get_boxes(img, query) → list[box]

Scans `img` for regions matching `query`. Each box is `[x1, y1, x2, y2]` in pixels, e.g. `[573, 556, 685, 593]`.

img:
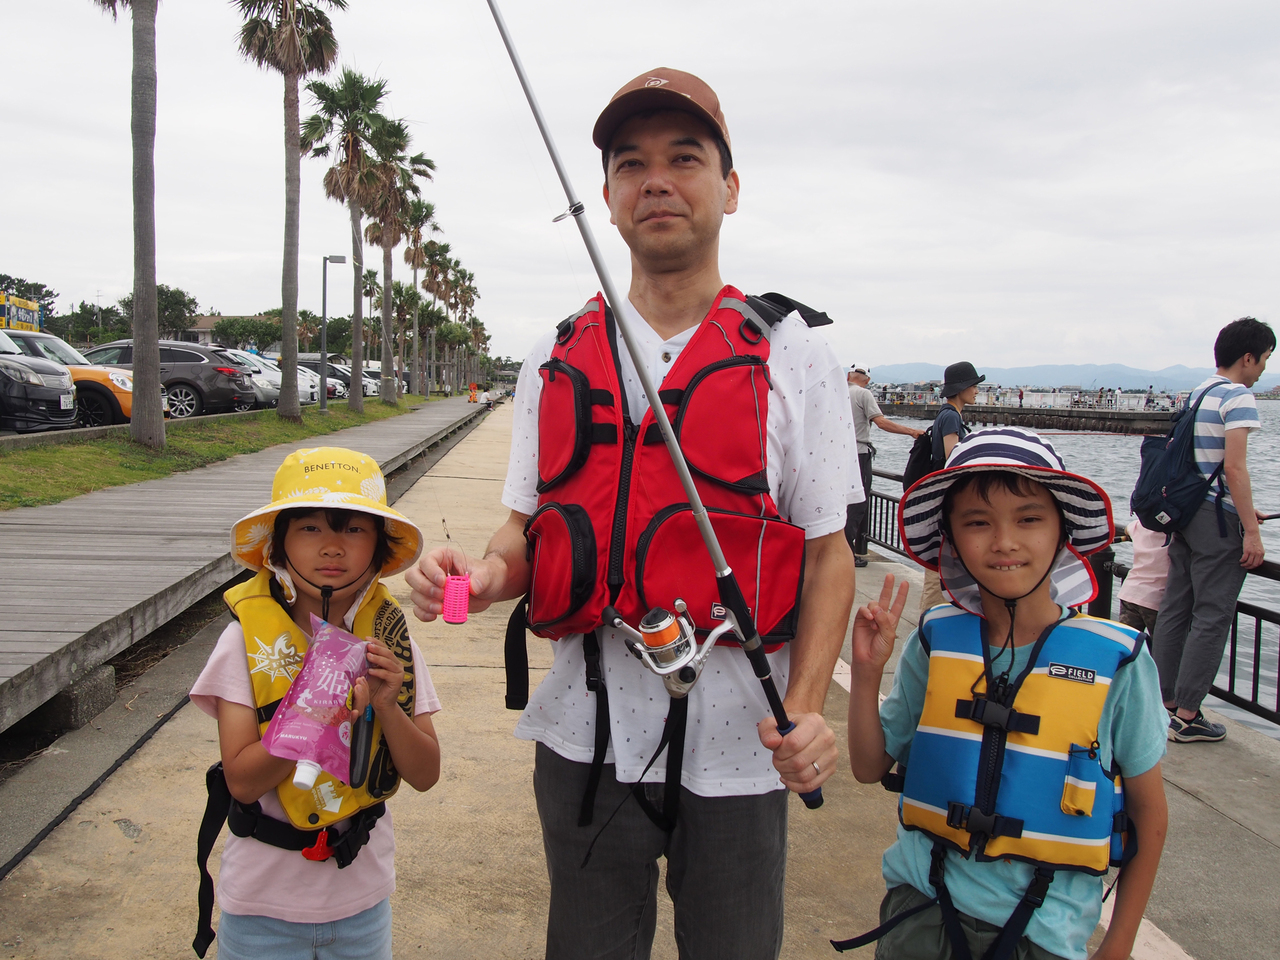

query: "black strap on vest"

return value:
[954, 697, 1041, 735]
[193, 762, 385, 958]
[578, 627, 611, 826]
[629, 695, 689, 832]
[831, 843, 1055, 959]
[505, 597, 531, 710]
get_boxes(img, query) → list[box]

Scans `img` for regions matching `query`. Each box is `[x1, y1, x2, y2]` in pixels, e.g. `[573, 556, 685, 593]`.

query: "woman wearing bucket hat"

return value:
[188, 447, 441, 960]
[916, 361, 986, 613]
[838, 427, 1168, 960]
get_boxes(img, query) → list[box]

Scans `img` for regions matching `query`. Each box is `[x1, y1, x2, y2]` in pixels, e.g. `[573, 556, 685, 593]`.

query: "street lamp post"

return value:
[320, 254, 346, 413]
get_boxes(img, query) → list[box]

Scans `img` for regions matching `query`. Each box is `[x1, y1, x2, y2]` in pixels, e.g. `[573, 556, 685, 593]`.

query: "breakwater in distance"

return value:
[879, 402, 1171, 435]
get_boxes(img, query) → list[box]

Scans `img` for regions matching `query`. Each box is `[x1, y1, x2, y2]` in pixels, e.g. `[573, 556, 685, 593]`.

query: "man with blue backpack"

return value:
[1148, 317, 1273, 743]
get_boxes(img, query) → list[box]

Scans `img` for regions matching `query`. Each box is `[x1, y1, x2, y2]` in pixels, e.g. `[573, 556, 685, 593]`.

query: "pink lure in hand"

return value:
[442, 575, 470, 624]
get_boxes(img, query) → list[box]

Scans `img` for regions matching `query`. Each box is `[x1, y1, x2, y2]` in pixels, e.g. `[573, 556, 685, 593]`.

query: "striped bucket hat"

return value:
[898, 427, 1113, 613]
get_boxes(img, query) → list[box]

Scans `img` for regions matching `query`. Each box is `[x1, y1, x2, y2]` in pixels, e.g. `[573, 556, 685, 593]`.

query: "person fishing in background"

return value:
[407, 67, 853, 960]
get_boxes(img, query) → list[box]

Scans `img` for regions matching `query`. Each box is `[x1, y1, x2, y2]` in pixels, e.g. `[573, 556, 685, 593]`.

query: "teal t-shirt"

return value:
[878, 609, 1168, 960]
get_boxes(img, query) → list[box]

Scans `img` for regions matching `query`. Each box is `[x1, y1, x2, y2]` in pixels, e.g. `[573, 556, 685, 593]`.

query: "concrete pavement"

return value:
[0, 401, 1276, 958]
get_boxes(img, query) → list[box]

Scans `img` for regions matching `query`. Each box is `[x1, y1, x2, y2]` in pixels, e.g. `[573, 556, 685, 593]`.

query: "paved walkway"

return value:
[0, 402, 1276, 958]
[0, 398, 482, 733]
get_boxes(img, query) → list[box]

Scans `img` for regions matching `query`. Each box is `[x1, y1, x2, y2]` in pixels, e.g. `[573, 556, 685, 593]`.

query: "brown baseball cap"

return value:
[592, 68, 731, 152]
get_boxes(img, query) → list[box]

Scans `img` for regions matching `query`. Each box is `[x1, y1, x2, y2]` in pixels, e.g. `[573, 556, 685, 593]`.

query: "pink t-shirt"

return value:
[190, 618, 440, 923]
[1116, 520, 1171, 611]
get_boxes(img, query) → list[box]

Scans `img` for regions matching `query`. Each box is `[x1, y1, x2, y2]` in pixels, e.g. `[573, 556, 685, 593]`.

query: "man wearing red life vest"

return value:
[407, 68, 855, 960]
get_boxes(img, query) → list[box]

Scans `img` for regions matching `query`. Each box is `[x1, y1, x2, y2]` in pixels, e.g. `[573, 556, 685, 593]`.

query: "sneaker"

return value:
[854, 555, 869, 568]
[1168, 711, 1227, 743]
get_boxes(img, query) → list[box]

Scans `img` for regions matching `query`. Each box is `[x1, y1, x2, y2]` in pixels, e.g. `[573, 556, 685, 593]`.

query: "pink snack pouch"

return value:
[261, 614, 369, 789]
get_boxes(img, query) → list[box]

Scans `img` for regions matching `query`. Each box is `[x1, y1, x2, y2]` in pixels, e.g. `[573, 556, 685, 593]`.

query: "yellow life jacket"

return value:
[224, 569, 415, 830]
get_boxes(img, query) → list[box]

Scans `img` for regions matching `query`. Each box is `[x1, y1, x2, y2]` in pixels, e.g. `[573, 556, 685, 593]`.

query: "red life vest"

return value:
[524, 285, 807, 643]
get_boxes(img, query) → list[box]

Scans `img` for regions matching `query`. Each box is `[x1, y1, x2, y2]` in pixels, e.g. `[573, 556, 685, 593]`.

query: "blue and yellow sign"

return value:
[0, 294, 42, 332]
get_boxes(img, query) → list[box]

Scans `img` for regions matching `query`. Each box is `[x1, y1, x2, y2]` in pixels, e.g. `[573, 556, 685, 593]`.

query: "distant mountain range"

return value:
[868, 363, 1280, 393]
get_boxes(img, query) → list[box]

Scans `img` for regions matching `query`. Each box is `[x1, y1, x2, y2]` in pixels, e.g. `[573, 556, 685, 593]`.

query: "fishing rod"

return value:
[483, 0, 822, 809]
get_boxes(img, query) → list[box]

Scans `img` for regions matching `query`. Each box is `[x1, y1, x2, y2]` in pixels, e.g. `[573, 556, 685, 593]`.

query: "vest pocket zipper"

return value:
[525, 502, 598, 631]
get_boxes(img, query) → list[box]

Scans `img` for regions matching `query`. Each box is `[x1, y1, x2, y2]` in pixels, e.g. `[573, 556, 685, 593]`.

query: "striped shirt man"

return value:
[1188, 375, 1261, 513]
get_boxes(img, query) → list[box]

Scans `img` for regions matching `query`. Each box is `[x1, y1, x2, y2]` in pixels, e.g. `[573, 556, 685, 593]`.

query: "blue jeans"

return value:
[533, 742, 788, 960]
[216, 898, 392, 960]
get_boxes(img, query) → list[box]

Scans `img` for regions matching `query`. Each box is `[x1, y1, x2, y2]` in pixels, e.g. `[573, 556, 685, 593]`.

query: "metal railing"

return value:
[867, 468, 1279, 725]
[866, 469, 909, 558]
[1090, 548, 1280, 726]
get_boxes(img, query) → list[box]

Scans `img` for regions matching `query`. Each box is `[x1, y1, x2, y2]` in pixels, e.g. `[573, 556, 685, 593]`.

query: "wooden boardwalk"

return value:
[0, 398, 484, 733]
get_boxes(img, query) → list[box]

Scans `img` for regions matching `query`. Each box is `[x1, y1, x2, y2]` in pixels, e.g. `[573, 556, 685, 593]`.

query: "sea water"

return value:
[867, 398, 1280, 738]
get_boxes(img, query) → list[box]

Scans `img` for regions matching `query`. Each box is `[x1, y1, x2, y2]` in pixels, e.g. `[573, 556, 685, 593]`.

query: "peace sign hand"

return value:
[850, 574, 911, 673]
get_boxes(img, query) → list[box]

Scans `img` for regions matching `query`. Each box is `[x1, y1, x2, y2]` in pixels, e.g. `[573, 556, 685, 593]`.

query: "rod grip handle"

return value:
[776, 719, 824, 809]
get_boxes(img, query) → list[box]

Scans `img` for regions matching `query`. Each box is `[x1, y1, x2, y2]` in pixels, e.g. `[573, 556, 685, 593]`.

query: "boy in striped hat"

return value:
[840, 427, 1168, 960]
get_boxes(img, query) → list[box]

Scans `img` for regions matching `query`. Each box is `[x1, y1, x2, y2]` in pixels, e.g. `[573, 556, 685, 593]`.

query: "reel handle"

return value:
[776, 718, 824, 809]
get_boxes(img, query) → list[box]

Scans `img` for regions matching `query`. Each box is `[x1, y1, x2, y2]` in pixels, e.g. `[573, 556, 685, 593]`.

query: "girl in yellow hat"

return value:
[189, 447, 440, 960]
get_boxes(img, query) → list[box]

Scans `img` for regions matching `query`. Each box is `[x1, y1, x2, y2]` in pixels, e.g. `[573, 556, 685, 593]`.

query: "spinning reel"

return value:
[602, 601, 737, 698]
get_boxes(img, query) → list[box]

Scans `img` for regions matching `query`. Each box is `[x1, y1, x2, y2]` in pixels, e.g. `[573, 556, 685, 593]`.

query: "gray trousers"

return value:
[844, 451, 875, 555]
[533, 742, 788, 960]
[1151, 499, 1247, 713]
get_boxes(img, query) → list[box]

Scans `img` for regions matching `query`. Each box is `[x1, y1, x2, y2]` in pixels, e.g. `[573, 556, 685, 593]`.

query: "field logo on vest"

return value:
[248, 632, 303, 682]
[1048, 662, 1096, 685]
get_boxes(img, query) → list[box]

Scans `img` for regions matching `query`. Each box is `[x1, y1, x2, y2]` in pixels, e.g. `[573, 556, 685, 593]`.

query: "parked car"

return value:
[2, 328, 167, 426]
[334, 363, 380, 397]
[236, 352, 320, 406]
[296, 358, 351, 398]
[0, 329, 77, 432]
[82, 339, 256, 419]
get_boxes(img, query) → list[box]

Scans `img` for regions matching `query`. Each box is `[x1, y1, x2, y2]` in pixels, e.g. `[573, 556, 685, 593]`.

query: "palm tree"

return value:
[402, 198, 440, 395]
[420, 240, 450, 392]
[92, 0, 164, 449]
[302, 67, 390, 413]
[234, 0, 344, 422]
[363, 119, 435, 404]
[362, 267, 381, 345]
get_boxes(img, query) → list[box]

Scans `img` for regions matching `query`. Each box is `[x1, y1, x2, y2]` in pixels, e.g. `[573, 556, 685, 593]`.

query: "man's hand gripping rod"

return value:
[484, 0, 821, 809]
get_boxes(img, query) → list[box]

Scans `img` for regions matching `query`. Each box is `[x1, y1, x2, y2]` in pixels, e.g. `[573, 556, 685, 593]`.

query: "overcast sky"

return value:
[4, 1, 1278, 369]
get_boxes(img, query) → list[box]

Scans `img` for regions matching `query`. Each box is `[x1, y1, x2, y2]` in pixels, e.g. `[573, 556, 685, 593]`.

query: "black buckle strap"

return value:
[946, 801, 1024, 840]
[930, 843, 975, 960]
[194, 762, 233, 957]
[578, 628, 610, 826]
[956, 697, 1041, 735]
[630, 695, 689, 833]
[978, 868, 1055, 960]
[589, 388, 614, 407]
[881, 765, 906, 793]
[504, 597, 530, 710]
[256, 698, 282, 725]
[590, 423, 618, 444]
[830, 892, 939, 952]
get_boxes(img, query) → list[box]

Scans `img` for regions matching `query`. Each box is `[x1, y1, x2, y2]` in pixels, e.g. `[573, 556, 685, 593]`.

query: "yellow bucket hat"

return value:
[231, 446, 424, 577]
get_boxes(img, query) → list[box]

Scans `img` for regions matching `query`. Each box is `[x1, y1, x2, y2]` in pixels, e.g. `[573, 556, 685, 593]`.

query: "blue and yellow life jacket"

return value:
[899, 603, 1141, 875]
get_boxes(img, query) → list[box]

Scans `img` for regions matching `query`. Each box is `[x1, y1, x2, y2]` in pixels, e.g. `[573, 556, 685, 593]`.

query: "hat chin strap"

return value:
[283, 552, 377, 625]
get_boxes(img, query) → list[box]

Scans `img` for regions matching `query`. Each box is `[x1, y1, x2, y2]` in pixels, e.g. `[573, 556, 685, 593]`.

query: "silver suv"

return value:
[83, 339, 255, 418]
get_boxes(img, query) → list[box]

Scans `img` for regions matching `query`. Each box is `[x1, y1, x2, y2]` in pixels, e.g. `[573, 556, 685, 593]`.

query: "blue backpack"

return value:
[1130, 385, 1224, 533]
